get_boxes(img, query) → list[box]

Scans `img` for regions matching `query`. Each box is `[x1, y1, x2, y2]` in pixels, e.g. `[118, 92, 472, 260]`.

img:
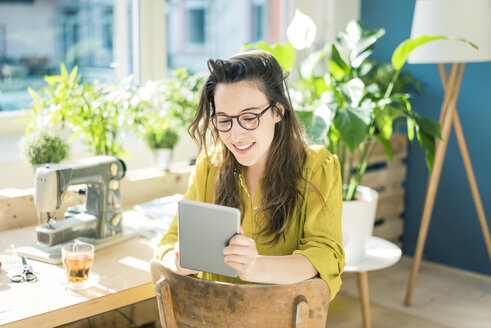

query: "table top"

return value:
[344, 236, 402, 272]
[0, 210, 164, 328]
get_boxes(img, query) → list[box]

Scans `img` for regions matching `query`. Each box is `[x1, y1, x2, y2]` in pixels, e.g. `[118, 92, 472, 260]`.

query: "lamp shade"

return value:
[408, 0, 491, 63]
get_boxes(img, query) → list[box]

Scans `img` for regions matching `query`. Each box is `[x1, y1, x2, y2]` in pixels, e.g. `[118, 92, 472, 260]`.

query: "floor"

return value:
[327, 256, 491, 328]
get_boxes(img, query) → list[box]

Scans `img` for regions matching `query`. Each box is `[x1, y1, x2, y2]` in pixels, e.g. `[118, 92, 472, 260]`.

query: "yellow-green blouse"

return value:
[155, 145, 345, 301]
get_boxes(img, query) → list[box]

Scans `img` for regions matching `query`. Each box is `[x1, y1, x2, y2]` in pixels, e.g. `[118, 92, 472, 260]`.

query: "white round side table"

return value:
[344, 236, 402, 328]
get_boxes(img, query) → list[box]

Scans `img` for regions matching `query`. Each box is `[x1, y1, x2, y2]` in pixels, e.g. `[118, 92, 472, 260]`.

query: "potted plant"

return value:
[21, 64, 143, 157]
[246, 16, 475, 263]
[137, 68, 203, 169]
[20, 131, 69, 169]
[144, 118, 180, 171]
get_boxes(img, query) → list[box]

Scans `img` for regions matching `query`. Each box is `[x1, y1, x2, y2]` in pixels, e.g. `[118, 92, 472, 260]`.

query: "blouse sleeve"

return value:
[153, 152, 210, 260]
[292, 151, 345, 301]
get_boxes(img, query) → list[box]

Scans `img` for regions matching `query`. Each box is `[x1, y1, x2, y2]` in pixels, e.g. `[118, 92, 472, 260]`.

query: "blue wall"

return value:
[361, 0, 491, 275]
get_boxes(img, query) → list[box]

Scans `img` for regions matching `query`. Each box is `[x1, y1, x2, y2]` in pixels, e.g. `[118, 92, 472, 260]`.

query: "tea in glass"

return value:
[61, 242, 95, 289]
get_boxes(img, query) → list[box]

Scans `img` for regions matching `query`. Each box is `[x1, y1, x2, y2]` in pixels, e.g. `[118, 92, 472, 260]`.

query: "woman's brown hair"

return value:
[188, 50, 310, 245]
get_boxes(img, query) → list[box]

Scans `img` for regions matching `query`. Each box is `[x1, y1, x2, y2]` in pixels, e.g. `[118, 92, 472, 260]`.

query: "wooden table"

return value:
[0, 211, 163, 328]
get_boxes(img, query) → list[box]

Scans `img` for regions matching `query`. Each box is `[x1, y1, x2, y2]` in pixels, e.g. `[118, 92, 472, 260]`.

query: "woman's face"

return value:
[214, 80, 281, 174]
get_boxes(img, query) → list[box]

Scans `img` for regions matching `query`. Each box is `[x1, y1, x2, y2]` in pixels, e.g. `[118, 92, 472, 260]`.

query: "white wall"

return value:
[287, 0, 361, 47]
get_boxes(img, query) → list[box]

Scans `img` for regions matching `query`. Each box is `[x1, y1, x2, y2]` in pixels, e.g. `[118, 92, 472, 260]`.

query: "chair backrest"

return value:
[150, 259, 330, 328]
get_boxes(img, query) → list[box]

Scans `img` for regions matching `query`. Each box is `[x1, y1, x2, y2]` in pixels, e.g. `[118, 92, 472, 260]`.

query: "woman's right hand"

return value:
[162, 242, 199, 276]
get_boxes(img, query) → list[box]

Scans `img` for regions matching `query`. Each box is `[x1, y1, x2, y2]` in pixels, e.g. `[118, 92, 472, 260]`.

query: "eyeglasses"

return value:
[211, 103, 274, 132]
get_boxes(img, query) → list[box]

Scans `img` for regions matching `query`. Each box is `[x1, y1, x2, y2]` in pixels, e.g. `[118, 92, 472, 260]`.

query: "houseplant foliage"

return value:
[21, 64, 143, 157]
[20, 130, 69, 165]
[21, 65, 203, 164]
[246, 18, 476, 201]
[135, 67, 203, 169]
[144, 118, 180, 150]
[143, 115, 180, 171]
[138, 68, 203, 149]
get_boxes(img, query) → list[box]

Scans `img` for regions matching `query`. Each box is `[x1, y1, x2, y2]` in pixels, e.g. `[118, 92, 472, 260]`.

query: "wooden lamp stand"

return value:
[404, 62, 491, 305]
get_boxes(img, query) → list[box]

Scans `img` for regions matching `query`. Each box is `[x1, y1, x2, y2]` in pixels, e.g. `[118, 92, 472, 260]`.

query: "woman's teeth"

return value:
[236, 142, 254, 150]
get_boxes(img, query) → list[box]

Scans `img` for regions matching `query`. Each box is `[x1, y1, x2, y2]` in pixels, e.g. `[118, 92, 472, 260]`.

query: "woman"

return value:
[155, 50, 344, 300]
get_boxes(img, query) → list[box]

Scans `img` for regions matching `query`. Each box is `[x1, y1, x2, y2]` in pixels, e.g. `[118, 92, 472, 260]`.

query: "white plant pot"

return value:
[151, 148, 173, 171]
[32, 163, 52, 173]
[342, 186, 379, 264]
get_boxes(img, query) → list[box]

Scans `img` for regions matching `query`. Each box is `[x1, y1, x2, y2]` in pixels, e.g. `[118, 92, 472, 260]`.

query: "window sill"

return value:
[0, 110, 26, 135]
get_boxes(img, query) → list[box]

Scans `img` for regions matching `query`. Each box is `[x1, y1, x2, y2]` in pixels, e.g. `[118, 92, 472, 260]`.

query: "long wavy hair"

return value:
[189, 50, 312, 245]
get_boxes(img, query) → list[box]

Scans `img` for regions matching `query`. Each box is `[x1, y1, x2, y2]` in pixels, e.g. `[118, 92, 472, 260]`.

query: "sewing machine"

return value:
[17, 156, 134, 264]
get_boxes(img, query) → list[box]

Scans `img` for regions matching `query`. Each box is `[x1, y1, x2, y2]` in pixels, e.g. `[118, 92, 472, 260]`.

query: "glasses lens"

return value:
[213, 116, 232, 132]
[238, 113, 259, 130]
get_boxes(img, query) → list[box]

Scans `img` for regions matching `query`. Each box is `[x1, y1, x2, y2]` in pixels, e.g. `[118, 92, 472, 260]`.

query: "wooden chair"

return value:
[150, 259, 330, 328]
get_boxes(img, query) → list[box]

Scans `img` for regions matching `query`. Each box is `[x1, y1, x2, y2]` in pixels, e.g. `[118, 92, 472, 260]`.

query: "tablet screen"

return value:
[178, 199, 240, 277]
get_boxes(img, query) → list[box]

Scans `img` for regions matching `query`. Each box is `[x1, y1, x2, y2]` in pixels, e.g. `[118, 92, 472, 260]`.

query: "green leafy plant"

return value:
[161, 68, 204, 130]
[144, 121, 180, 150]
[137, 68, 203, 149]
[21, 64, 142, 157]
[246, 19, 476, 200]
[20, 131, 69, 165]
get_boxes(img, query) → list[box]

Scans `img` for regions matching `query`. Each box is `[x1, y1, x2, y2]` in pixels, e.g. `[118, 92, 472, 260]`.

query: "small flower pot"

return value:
[341, 186, 379, 264]
[151, 148, 173, 171]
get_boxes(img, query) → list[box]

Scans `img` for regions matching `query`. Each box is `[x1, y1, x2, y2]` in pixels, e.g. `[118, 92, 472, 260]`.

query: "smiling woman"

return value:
[155, 50, 345, 302]
[213, 81, 281, 172]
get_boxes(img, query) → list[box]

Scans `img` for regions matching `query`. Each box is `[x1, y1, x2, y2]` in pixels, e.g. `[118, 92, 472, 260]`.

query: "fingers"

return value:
[224, 254, 250, 265]
[228, 234, 255, 248]
[223, 232, 258, 280]
[225, 260, 249, 274]
[164, 242, 198, 276]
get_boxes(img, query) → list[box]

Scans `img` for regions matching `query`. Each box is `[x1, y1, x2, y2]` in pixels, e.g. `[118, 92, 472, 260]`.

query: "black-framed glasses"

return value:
[211, 103, 274, 132]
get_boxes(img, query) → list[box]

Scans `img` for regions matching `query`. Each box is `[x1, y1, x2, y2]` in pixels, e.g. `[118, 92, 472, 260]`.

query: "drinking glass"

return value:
[61, 242, 95, 289]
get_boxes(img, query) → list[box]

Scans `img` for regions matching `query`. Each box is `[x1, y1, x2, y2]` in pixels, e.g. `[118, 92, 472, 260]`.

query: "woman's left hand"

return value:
[223, 227, 258, 281]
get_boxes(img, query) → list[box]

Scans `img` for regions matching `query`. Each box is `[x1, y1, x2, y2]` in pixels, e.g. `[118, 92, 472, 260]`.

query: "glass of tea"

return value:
[61, 241, 95, 289]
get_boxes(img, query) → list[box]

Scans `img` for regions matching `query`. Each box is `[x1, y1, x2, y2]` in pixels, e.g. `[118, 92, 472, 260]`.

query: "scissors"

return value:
[11, 257, 38, 283]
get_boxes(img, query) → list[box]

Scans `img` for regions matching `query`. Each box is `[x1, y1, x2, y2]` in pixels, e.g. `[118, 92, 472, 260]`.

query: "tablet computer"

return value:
[178, 199, 240, 277]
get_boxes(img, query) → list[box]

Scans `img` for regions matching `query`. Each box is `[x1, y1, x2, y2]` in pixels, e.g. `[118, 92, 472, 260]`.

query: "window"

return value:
[252, 1, 265, 42]
[166, 0, 272, 74]
[0, 0, 133, 112]
[187, 7, 205, 45]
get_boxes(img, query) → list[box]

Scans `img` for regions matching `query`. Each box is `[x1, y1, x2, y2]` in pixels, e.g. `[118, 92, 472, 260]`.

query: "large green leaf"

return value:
[407, 117, 415, 141]
[300, 49, 328, 80]
[374, 105, 395, 140]
[414, 113, 441, 139]
[244, 41, 296, 72]
[374, 134, 393, 161]
[295, 105, 331, 144]
[416, 127, 436, 171]
[309, 114, 330, 144]
[330, 44, 350, 79]
[392, 36, 478, 71]
[295, 108, 314, 132]
[313, 77, 328, 97]
[328, 61, 346, 81]
[333, 107, 371, 153]
[340, 78, 365, 107]
[337, 20, 385, 68]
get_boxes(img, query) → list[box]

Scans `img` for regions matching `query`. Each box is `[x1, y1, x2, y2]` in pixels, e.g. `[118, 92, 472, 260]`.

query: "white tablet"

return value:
[178, 199, 240, 277]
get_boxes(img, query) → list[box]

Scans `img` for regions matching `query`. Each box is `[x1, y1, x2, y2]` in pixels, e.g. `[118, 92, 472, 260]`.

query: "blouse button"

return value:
[254, 206, 258, 210]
